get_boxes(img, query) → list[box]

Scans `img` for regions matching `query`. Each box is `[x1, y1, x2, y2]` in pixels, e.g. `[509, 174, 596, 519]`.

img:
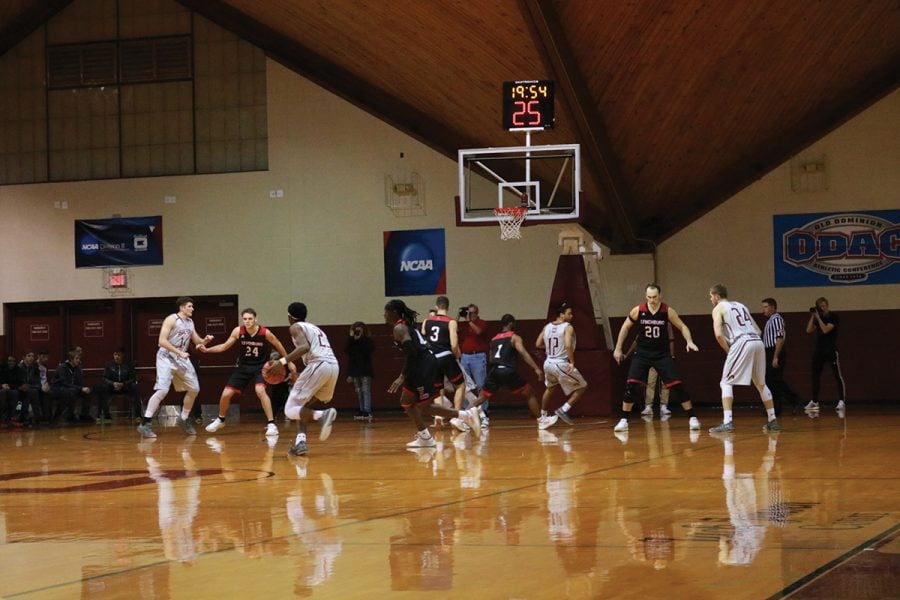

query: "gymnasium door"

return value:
[6, 302, 65, 365]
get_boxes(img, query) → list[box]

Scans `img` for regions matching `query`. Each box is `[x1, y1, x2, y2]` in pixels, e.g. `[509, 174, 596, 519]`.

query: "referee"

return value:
[761, 298, 801, 415]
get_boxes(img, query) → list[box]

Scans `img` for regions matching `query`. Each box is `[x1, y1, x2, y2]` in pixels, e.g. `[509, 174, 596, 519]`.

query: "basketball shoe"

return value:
[205, 417, 226, 433]
[319, 408, 337, 441]
[555, 407, 574, 425]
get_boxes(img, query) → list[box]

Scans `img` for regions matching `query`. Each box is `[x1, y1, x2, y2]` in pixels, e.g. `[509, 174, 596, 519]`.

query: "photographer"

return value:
[458, 304, 491, 426]
[805, 297, 846, 413]
[346, 321, 375, 421]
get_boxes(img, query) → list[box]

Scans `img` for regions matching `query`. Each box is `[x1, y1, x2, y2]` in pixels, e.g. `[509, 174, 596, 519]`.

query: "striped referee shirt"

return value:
[762, 312, 786, 349]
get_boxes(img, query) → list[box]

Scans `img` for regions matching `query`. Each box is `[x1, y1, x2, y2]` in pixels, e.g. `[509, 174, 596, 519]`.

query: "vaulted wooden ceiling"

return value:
[3, 0, 899, 252]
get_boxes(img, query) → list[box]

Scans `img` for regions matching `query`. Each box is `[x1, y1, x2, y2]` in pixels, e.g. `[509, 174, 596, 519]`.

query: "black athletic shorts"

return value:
[482, 365, 528, 397]
[402, 354, 442, 403]
[226, 363, 264, 392]
[435, 354, 465, 385]
[627, 350, 682, 387]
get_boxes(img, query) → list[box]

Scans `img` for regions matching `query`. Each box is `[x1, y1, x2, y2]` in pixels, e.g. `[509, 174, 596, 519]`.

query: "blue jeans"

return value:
[351, 376, 372, 413]
[460, 352, 488, 412]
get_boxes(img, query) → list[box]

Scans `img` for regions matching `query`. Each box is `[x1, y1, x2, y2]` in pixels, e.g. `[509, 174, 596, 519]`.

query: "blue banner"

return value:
[383, 228, 446, 296]
[774, 210, 900, 287]
[75, 216, 163, 268]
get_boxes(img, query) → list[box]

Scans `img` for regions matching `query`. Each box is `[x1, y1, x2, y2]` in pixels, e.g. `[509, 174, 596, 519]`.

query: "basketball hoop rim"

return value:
[493, 207, 528, 216]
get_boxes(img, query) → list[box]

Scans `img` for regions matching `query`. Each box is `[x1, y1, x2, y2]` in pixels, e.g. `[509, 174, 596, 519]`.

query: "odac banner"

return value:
[383, 228, 446, 296]
[75, 216, 163, 268]
[774, 210, 900, 287]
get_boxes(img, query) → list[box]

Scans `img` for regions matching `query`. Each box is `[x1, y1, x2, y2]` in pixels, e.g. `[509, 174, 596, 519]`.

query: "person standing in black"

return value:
[346, 321, 375, 421]
[805, 297, 846, 414]
[760, 298, 801, 415]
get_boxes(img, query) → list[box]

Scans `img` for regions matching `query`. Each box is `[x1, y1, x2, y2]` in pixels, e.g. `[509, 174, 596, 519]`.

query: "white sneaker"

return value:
[449, 417, 470, 432]
[205, 418, 225, 433]
[406, 434, 436, 448]
[538, 414, 559, 430]
[432, 416, 445, 428]
[265, 422, 279, 437]
[466, 408, 482, 440]
[640, 405, 653, 416]
[660, 405, 671, 416]
[804, 400, 820, 411]
[836, 400, 846, 410]
[613, 418, 629, 432]
[689, 417, 701, 430]
[319, 408, 337, 441]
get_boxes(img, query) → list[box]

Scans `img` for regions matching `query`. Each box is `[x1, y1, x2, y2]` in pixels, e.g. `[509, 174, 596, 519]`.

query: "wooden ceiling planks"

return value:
[2, 0, 898, 249]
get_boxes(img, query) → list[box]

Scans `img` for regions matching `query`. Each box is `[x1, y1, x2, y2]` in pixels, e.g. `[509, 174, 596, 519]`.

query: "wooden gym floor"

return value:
[1, 407, 898, 599]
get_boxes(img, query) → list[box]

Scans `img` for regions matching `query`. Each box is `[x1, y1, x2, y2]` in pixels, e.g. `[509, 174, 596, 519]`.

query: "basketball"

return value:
[262, 359, 285, 385]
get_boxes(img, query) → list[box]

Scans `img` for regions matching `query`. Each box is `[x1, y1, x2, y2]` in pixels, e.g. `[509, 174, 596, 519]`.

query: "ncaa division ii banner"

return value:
[774, 209, 900, 287]
[75, 216, 163, 268]
[383, 228, 446, 296]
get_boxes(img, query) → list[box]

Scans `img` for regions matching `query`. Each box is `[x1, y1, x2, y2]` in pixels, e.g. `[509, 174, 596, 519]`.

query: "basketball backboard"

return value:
[457, 144, 580, 225]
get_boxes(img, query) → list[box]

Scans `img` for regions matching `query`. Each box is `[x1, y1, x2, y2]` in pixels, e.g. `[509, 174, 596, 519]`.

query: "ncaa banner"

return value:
[383, 228, 446, 296]
[75, 216, 163, 268]
[774, 210, 900, 287]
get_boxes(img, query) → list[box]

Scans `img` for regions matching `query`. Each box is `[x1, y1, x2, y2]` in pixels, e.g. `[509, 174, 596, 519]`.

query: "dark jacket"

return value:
[102, 360, 137, 385]
[345, 335, 375, 378]
[52, 360, 84, 392]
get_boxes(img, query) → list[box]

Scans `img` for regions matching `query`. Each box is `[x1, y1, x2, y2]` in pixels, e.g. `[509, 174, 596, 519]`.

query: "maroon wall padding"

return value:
[546, 254, 606, 350]
[4, 302, 895, 415]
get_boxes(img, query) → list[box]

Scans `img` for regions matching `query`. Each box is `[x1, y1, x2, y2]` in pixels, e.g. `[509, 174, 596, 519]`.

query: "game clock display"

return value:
[502, 80, 555, 130]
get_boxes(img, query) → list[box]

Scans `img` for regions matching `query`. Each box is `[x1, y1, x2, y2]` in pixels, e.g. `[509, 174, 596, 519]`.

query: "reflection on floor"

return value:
[0, 407, 898, 598]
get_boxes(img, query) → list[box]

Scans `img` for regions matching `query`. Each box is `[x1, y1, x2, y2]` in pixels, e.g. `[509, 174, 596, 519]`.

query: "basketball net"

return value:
[494, 207, 527, 240]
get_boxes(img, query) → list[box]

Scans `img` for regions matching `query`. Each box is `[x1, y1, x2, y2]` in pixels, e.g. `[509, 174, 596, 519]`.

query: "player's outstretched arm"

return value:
[200, 327, 239, 353]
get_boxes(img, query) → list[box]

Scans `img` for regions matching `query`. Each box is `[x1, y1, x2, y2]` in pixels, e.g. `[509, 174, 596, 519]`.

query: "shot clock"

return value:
[502, 80, 555, 130]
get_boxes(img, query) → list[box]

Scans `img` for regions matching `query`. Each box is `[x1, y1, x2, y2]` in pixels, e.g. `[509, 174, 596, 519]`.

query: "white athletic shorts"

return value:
[543, 360, 587, 395]
[286, 360, 339, 409]
[154, 349, 200, 393]
[721, 337, 766, 386]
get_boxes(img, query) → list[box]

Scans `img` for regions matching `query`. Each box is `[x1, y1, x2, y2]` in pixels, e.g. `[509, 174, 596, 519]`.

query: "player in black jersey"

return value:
[467, 314, 543, 437]
[422, 296, 471, 427]
[385, 299, 481, 448]
[199, 308, 292, 437]
[612, 284, 701, 437]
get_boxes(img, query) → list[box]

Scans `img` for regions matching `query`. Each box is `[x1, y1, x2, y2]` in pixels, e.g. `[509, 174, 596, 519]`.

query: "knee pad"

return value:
[669, 382, 689, 404]
[719, 382, 733, 399]
[625, 381, 643, 403]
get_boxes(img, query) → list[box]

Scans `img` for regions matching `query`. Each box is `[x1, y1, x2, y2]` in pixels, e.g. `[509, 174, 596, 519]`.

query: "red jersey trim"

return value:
[492, 331, 515, 341]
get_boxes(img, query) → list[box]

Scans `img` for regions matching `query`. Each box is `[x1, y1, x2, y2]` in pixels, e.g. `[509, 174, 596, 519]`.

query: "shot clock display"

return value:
[502, 80, 555, 130]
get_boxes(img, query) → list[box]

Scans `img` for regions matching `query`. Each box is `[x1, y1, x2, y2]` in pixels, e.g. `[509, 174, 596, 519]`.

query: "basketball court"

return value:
[2, 408, 898, 598]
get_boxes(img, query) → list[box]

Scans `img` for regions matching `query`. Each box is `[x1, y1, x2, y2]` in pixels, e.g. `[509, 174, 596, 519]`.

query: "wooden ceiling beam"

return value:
[0, 0, 73, 57]
[177, 0, 477, 162]
[518, 0, 644, 253]
[658, 59, 900, 243]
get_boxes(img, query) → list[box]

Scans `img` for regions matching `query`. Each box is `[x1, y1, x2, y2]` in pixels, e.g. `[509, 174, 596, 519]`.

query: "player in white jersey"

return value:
[707, 285, 780, 434]
[137, 296, 214, 438]
[278, 302, 339, 457]
[535, 301, 587, 430]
